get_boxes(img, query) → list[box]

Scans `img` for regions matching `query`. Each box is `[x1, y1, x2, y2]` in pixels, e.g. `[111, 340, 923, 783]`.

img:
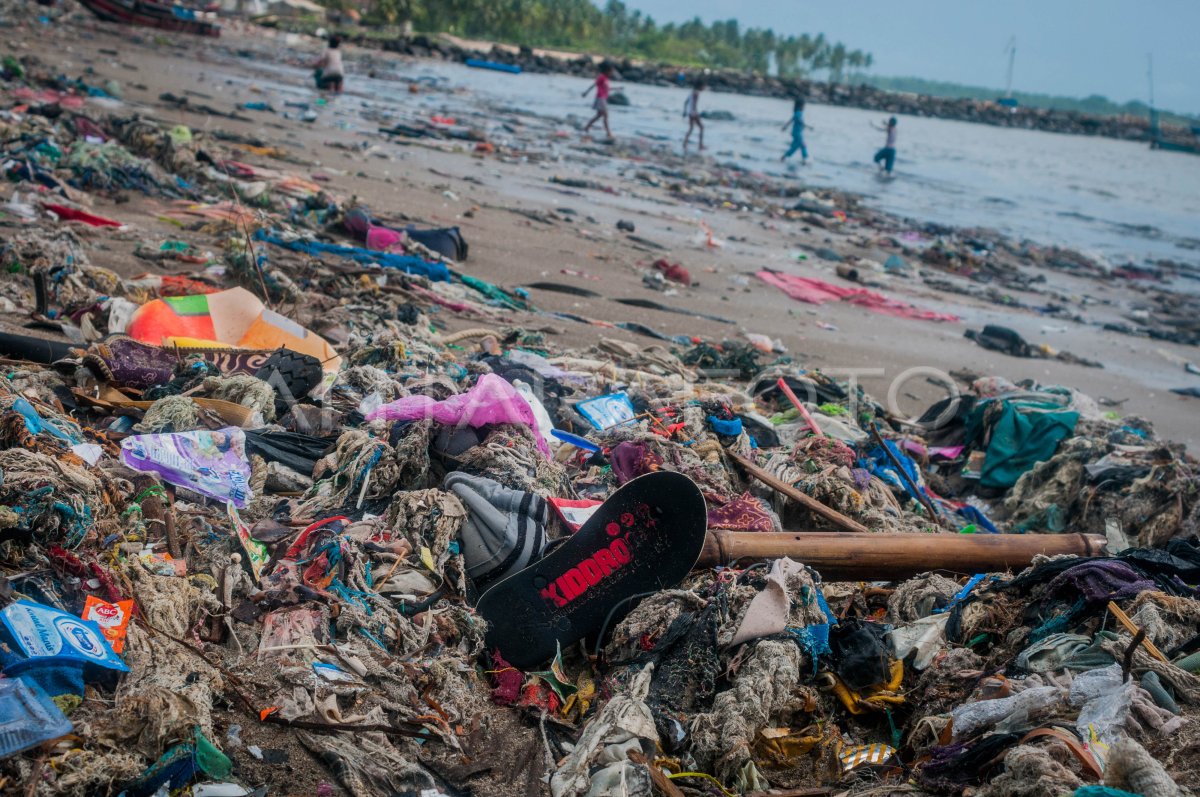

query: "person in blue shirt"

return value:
[781, 98, 809, 164]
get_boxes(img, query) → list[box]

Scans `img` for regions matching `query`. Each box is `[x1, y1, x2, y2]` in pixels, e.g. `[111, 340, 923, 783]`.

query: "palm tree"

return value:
[846, 49, 864, 81]
[828, 43, 847, 83]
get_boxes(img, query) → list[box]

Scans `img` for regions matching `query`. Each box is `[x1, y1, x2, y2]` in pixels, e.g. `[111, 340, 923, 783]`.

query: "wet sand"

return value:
[14, 15, 1200, 448]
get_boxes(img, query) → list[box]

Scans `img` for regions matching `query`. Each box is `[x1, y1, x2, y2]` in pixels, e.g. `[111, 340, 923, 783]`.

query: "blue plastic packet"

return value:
[0, 677, 73, 758]
[0, 600, 129, 678]
[575, 393, 636, 431]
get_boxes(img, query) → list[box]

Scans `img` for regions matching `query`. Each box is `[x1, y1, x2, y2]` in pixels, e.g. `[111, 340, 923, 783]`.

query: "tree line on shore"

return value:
[327, 0, 871, 80]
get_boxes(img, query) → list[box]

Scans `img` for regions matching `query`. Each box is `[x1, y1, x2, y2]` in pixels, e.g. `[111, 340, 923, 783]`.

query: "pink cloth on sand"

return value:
[756, 270, 959, 323]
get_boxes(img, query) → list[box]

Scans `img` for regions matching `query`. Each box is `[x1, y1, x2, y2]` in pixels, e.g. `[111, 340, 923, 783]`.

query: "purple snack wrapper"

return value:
[120, 427, 253, 507]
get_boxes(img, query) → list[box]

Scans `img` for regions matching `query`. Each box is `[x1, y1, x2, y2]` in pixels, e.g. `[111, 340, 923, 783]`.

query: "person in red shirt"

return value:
[582, 63, 616, 140]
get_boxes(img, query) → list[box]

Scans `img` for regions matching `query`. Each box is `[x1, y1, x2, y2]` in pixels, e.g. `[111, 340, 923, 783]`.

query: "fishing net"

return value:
[0, 448, 109, 546]
[690, 640, 807, 785]
[976, 743, 1082, 797]
[202, 373, 277, 421]
[134, 395, 201, 433]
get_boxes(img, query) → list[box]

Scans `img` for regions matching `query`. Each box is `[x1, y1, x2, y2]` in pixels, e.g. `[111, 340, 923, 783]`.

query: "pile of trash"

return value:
[1, 45, 1200, 797]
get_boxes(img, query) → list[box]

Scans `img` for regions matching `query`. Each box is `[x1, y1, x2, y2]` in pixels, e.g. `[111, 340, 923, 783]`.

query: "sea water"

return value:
[240, 56, 1200, 272]
[406, 61, 1200, 270]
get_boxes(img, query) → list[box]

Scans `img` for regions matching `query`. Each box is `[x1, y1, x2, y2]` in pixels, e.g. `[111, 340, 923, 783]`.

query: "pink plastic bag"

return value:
[365, 374, 549, 454]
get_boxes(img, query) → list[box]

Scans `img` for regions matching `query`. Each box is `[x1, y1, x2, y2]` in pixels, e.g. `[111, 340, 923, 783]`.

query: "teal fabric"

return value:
[1062, 630, 1119, 671]
[1141, 671, 1180, 714]
[967, 399, 1079, 489]
[1073, 787, 1142, 797]
[1014, 631, 1118, 673]
[1014, 633, 1092, 673]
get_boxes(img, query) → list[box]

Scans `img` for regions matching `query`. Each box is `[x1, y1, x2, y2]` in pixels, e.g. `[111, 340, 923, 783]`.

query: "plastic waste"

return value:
[11, 396, 78, 444]
[4, 191, 37, 221]
[0, 677, 73, 759]
[44, 204, 123, 228]
[1, 600, 128, 671]
[888, 614, 949, 670]
[551, 430, 601, 453]
[950, 685, 1063, 740]
[575, 393, 636, 431]
[514, 379, 558, 445]
[192, 785, 251, 797]
[652, 258, 692, 286]
[121, 726, 233, 794]
[0, 600, 129, 696]
[366, 373, 549, 454]
[126, 287, 342, 372]
[312, 662, 358, 683]
[840, 743, 896, 772]
[120, 427, 254, 508]
[106, 296, 139, 333]
[226, 724, 243, 748]
[506, 348, 581, 383]
[228, 504, 269, 582]
[745, 332, 785, 354]
[1069, 663, 1183, 752]
[81, 597, 133, 654]
[548, 497, 604, 532]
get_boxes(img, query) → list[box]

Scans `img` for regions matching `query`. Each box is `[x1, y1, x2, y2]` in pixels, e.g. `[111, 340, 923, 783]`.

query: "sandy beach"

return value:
[9, 14, 1197, 450]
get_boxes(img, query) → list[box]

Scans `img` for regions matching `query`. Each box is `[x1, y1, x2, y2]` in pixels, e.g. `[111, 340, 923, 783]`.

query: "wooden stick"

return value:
[698, 530, 1107, 580]
[870, 424, 943, 525]
[132, 474, 171, 546]
[163, 485, 182, 560]
[731, 452, 871, 534]
[1108, 600, 1168, 663]
[776, 377, 824, 436]
[627, 751, 686, 797]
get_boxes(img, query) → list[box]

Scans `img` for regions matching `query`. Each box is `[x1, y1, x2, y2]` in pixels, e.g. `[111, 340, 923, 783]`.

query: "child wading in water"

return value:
[582, 63, 615, 140]
[872, 116, 898, 174]
[781, 98, 808, 163]
[683, 80, 706, 151]
[313, 36, 344, 93]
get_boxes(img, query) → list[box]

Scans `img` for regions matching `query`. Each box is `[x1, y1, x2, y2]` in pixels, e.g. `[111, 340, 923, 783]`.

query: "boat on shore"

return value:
[76, 0, 221, 37]
[465, 58, 522, 74]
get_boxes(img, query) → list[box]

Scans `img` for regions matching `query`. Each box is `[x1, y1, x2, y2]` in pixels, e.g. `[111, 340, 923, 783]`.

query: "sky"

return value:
[619, 0, 1200, 114]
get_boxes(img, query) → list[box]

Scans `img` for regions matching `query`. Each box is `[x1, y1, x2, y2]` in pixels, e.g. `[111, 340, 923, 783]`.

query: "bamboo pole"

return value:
[1108, 600, 1168, 663]
[731, 452, 871, 534]
[698, 531, 1107, 580]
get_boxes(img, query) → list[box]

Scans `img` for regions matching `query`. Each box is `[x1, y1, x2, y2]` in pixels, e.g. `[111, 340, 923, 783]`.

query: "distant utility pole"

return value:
[1147, 53, 1158, 136]
[1004, 36, 1016, 98]
[1147, 53, 1155, 109]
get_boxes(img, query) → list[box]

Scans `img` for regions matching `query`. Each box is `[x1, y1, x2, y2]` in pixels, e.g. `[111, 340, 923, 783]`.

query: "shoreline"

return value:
[260, 19, 1193, 145]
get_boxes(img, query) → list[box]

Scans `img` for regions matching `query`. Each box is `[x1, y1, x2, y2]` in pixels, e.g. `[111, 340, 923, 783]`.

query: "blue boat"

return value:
[465, 59, 522, 75]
